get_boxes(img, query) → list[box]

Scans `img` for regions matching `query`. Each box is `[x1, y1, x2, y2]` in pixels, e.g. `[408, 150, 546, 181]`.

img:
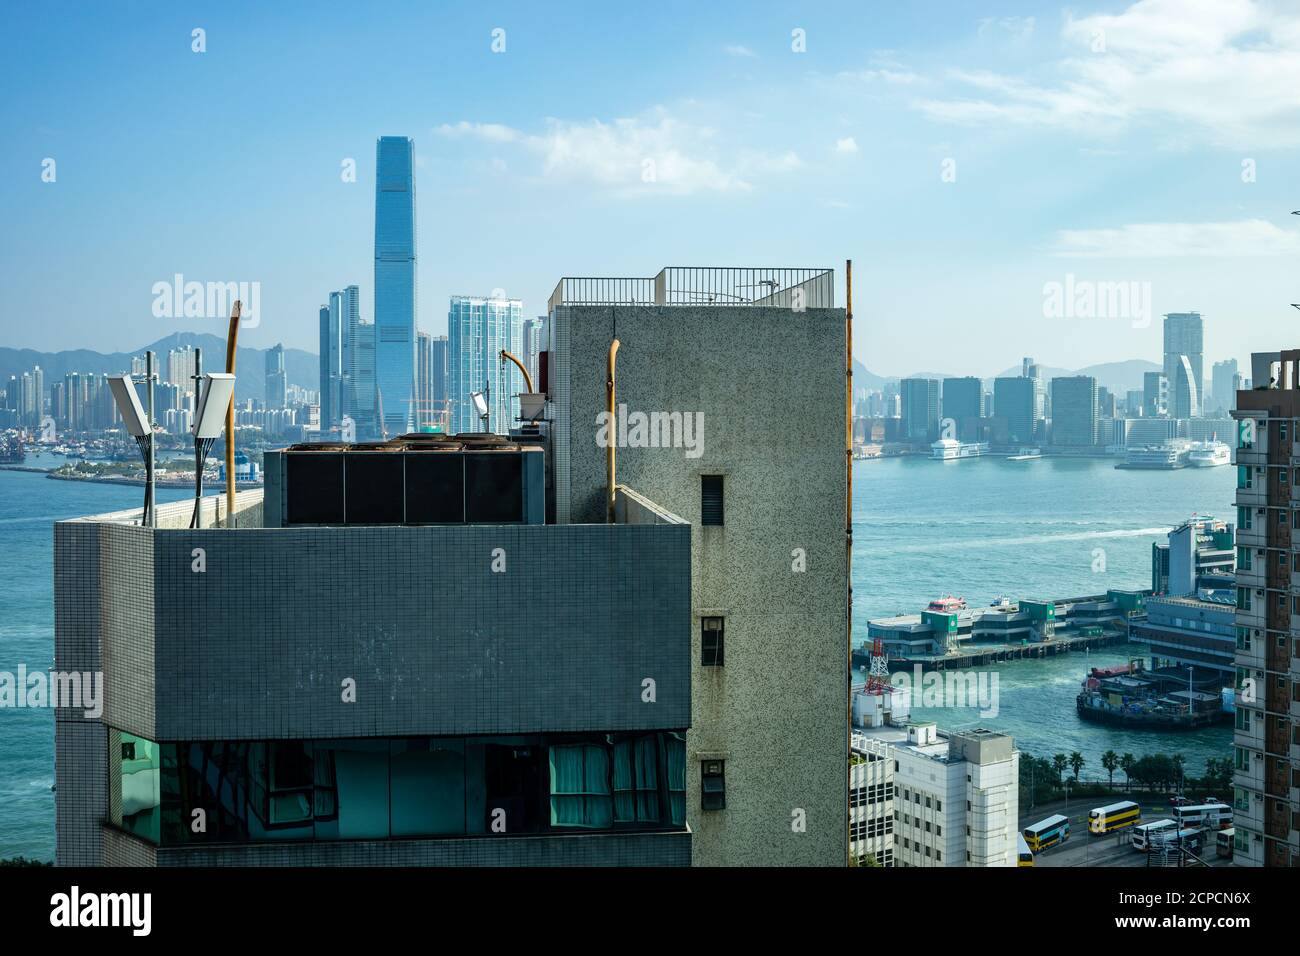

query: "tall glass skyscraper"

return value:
[448, 295, 525, 434]
[319, 303, 341, 431]
[374, 136, 417, 436]
[1163, 311, 1204, 419]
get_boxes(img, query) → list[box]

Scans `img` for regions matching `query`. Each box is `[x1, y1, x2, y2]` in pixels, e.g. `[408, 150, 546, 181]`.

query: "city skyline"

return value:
[4, 1, 1300, 374]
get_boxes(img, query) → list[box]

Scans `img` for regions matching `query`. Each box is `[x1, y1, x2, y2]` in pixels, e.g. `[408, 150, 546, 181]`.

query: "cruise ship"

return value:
[1186, 440, 1230, 467]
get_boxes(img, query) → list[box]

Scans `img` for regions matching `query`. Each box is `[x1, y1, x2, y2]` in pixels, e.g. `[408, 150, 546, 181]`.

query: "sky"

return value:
[2, 0, 1299, 378]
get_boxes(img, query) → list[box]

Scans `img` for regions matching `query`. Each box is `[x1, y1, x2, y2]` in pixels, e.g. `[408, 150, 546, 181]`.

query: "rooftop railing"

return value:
[549, 266, 834, 312]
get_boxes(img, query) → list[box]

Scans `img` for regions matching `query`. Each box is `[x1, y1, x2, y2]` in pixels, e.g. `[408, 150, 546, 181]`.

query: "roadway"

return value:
[1019, 797, 1233, 868]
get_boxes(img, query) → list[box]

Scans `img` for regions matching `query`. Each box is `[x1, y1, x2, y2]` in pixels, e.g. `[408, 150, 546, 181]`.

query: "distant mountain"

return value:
[0, 332, 317, 405]
[993, 359, 1162, 394]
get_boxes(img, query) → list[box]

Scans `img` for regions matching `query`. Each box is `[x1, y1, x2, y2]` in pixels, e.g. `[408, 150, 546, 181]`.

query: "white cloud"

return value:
[437, 110, 799, 195]
[917, 0, 1300, 147]
[1049, 219, 1300, 258]
[724, 44, 757, 58]
[835, 137, 859, 153]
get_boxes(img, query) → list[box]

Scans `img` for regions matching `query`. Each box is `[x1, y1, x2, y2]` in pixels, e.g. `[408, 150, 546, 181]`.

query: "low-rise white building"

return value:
[850, 734, 895, 866]
[860, 723, 1019, 867]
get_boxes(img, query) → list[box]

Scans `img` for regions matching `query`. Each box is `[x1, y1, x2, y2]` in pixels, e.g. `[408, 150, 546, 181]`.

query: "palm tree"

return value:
[1120, 753, 1136, 791]
[1069, 752, 1085, 780]
[1052, 753, 1068, 784]
[1102, 750, 1119, 789]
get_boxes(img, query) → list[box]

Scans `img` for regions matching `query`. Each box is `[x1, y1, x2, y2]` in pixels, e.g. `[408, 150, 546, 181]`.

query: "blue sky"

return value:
[2, 0, 1299, 377]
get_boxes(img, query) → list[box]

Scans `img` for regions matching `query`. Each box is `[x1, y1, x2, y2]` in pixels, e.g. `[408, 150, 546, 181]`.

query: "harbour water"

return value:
[853, 455, 1235, 782]
[0, 452, 1236, 860]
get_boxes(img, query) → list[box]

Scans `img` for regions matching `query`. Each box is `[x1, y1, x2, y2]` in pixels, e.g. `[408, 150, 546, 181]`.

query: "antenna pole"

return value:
[224, 302, 241, 521]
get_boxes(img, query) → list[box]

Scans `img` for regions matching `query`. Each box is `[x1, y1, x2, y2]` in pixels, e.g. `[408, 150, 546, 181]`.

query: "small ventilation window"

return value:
[702, 617, 725, 666]
[701, 760, 726, 811]
[701, 475, 724, 526]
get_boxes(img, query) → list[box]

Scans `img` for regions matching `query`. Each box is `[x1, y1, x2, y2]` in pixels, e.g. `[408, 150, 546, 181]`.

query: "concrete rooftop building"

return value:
[546, 266, 850, 866]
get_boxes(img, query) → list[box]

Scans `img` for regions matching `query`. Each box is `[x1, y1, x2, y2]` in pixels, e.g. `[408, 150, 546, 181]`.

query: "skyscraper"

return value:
[1164, 312, 1204, 419]
[265, 343, 287, 409]
[374, 136, 417, 437]
[1050, 376, 1098, 447]
[319, 303, 341, 431]
[429, 334, 449, 422]
[1143, 371, 1168, 418]
[941, 376, 982, 438]
[900, 378, 939, 443]
[415, 331, 432, 430]
[1211, 358, 1239, 416]
[448, 294, 525, 434]
[993, 377, 1036, 445]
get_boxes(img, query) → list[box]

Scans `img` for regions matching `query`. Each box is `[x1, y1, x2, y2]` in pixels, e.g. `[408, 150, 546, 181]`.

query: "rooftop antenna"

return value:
[108, 368, 154, 527]
[191, 373, 237, 528]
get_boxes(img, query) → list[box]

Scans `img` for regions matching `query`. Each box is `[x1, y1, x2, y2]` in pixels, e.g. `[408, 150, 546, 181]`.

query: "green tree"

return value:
[1052, 753, 1068, 784]
[1102, 750, 1119, 789]
[1069, 751, 1085, 780]
[1120, 753, 1136, 790]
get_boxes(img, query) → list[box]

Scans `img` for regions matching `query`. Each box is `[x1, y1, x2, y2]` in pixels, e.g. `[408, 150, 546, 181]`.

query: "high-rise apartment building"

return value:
[901, 378, 940, 444]
[429, 334, 449, 426]
[1164, 312, 1204, 419]
[448, 294, 525, 434]
[1050, 375, 1098, 447]
[1230, 349, 1300, 868]
[374, 136, 418, 437]
[166, 347, 196, 395]
[265, 343, 287, 409]
[547, 265, 847, 866]
[1144, 371, 1168, 418]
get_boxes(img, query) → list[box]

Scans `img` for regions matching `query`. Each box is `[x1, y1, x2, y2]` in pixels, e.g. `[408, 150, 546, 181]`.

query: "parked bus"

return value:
[1089, 800, 1141, 834]
[1172, 802, 1232, 830]
[1131, 818, 1177, 851]
[1023, 814, 1070, 852]
[1016, 833, 1034, 866]
[1216, 827, 1235, 859]
[1150, 827, 1203, 854]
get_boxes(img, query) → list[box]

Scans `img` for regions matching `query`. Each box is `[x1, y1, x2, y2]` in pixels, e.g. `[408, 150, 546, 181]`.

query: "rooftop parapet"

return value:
[548, 266, 835, 312]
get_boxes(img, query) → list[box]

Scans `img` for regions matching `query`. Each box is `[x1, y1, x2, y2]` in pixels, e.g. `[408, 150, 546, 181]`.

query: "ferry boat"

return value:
[930, 438, 988, 460]
[1185, 440, 1230, 467]
[927, 596, 966, 612]
[1115, 443, 1183, 470]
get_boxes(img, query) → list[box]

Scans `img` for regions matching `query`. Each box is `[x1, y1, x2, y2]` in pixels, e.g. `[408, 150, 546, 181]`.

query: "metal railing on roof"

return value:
[549, 266, 834, 312]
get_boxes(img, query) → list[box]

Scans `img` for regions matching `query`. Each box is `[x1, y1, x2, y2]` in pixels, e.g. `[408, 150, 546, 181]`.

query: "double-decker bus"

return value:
[1216, 827, 1235, 859]
[1016, 833, 1034, 866]
[1089, 800, 1141, 834]
[1172, 802, 1232, 830]
[1131, 818, 1176, 851]
[1151, 827, 1203, 854]
[1023, 814, 1070, 852]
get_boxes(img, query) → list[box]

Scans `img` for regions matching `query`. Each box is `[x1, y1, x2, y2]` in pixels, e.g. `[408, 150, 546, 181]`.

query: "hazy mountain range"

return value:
[854, 358, 1163, 395]
[0, 333, 317, 406]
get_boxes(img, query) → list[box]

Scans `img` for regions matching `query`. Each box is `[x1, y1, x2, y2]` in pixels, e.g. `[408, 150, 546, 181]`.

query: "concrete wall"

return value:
[552, 304, 849, 866]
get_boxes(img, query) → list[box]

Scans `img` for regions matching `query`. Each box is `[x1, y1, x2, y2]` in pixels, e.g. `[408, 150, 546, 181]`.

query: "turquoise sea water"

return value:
[0, 453, 1235, 860]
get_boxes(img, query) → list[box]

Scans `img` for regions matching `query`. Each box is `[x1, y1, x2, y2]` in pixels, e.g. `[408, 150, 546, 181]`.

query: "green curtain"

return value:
[550, 744, 613, 828]
[614, 737, 661, 823]
[666, 734, 686, 826]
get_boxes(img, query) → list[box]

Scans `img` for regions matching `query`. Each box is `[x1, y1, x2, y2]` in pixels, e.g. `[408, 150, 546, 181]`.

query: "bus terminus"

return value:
[1016, 833, 1034, 866]
[1172, 802, 1232, 830]
[1089, 800, 1141, 834]
[1023, 814, 1070, 852]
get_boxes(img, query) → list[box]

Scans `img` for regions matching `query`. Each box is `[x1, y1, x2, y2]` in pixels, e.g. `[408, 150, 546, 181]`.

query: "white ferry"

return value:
[1186, 440, 1230, 467]
[930, 438, 988, 460]
[1116, 443, 1184, 470]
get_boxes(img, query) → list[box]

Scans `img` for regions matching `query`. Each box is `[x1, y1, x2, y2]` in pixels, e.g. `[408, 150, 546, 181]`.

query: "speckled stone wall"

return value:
[553, 304, 849, 866]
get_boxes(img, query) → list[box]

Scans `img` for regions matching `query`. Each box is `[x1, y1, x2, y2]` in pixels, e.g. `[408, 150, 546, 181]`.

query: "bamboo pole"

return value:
[224, 301, 241, 521]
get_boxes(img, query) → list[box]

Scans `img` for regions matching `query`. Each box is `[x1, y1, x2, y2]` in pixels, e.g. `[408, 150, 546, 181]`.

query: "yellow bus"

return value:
[1016, 833, 1034, 866]
[1089, 800, 1141, 834]
[1023, 814, 1069, 851]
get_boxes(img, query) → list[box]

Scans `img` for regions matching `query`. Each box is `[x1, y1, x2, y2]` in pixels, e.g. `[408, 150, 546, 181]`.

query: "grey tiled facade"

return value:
[550, 303, 850, 866]
[54, 491, 692, 866]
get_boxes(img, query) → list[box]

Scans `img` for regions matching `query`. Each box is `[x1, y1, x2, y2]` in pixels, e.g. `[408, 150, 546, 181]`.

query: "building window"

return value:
[701, 617, 725, 666]
[550, 743, 613, 828]
[701, 759, 726, 811]
[701, 475, 724, 526]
